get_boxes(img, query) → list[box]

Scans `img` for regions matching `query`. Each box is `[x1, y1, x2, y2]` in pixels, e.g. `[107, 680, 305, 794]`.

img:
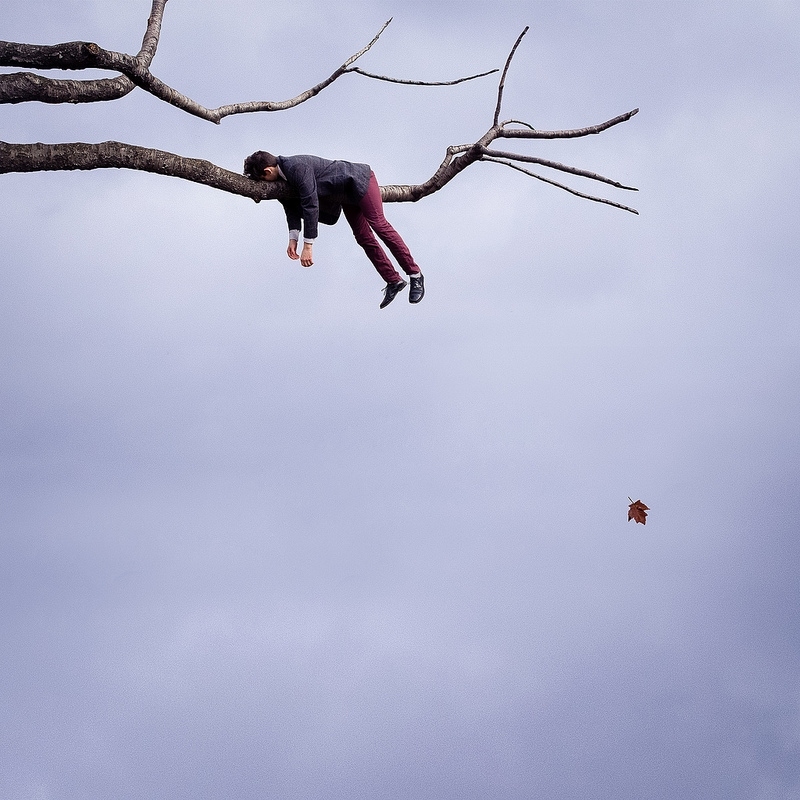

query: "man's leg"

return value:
[342, 203, 403, 284]
[358, 172, 421, 277]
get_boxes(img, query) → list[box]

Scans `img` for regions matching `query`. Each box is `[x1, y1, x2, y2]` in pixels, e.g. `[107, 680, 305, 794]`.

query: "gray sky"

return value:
[2, 1, 799, 798]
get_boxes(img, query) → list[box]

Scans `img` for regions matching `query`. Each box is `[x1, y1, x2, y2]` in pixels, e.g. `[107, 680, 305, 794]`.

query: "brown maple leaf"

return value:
[627, 497, 649, 525]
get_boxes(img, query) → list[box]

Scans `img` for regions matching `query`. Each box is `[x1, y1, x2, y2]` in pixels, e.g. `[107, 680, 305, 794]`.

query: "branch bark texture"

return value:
[0, 1, 166, 105]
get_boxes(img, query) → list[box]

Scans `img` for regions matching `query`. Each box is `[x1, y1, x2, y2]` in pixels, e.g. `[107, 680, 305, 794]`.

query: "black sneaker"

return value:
[409, 273, 425, 304]
[380, 279, 407, 309]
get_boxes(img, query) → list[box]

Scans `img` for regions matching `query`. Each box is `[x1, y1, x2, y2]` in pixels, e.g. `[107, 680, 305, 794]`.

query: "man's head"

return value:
[244, 151, 280, 181]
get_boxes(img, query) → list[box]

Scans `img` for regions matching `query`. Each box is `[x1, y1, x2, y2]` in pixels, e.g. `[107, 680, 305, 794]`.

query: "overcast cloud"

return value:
[2, 2, 799, 798]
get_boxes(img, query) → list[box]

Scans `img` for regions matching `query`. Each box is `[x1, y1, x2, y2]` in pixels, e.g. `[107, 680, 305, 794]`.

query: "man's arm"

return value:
[282, 158, 320, 241]
[281, 203, 312, 265]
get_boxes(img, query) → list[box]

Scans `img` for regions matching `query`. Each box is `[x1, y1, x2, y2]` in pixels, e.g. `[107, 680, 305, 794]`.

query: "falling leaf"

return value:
[628, 497, 649, 525]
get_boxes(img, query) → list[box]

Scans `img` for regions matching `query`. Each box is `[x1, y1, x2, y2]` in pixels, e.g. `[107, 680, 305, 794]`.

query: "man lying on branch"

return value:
[244, 151, 425, 309]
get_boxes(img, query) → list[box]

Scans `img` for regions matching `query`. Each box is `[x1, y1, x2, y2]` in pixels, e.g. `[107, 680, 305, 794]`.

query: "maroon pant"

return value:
[343, 171, 420, 284]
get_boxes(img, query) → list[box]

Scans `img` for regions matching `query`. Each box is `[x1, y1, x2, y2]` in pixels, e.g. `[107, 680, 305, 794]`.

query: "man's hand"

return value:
[300, 242, 314, 267]
[286, 239, 313, 266]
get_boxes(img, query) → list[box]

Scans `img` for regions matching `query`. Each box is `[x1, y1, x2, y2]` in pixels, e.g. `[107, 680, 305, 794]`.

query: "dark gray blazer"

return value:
[277, 155, 372, 240]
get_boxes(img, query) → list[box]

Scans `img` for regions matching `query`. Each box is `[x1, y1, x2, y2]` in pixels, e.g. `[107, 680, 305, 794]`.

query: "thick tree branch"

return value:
[0, 105, 640, 213]
[0, 72, 133, 104]
[0, 0, 166, 105]
[0, 141, 279, 201]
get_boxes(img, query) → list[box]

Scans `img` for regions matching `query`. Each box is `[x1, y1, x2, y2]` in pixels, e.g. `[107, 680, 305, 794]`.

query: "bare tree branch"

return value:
[0, 140, 279, 201]
[482, 148, 639, 191]
[0, 11, 498, 120]
[381, 106, 640, 207]
[0, 26, 640, 215]
[0, 0, 166, 105]
[483, 156, 640, 214]
[0, 102, 639, 212]
[346, 67, 498, 86]
[0, 72, 133, 104]
[493, 26, 529, 126]
[498, 108, 639, 140]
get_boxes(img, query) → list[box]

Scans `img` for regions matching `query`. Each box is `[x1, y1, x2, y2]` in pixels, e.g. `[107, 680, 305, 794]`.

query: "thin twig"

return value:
[345, 18, 393, 65]
[346, 66, 499, 86]
[501, 119, 536, 130]
[483, 156, 639, 214]
[493, 26, 529, 127]
[484, 148, 639, 191]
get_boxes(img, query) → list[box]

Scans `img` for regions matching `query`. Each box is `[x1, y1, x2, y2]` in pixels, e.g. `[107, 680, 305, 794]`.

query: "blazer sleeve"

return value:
[280, 198, 302, 234]
[282, 158, 319, 240]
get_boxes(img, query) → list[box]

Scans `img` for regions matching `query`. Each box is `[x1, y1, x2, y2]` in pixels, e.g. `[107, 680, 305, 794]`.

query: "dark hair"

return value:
[243, 151, 278, 179]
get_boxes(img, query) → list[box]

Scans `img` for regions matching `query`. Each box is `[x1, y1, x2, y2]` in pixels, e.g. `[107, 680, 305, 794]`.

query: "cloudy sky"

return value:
[2, 1, 799, 798]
